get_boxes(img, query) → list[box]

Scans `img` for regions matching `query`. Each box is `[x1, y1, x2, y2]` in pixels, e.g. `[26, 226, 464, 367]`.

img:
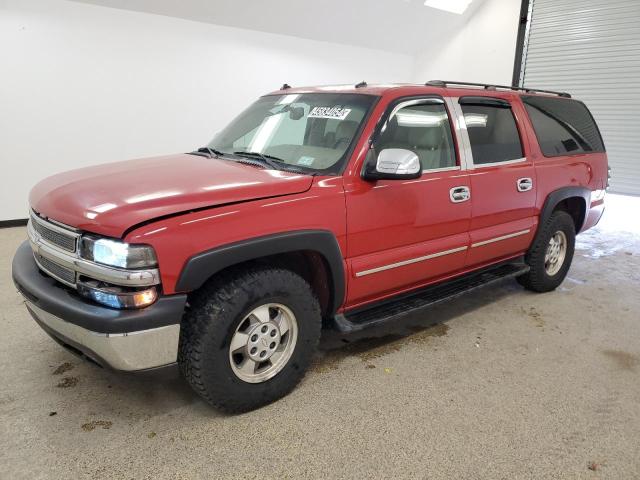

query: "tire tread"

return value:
[518, 210, 576, 292]
[178, 266, 321, 412]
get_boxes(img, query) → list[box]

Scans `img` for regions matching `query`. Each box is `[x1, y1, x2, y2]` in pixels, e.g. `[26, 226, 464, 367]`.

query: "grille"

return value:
[34, 253, 76, 285]
[31, 215, 77, 252]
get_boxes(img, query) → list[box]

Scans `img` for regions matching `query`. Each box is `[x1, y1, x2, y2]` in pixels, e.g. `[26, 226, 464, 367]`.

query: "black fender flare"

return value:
[175, 230, 346, 315]
[534, 186, 591, 243]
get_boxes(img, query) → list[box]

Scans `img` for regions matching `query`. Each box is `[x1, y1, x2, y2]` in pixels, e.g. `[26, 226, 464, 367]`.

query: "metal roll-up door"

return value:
[519, 0, 640, 195]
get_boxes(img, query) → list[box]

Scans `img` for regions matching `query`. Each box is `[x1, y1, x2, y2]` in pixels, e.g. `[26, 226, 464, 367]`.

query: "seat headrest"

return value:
[407, 127, 443, 149]
[335, 120, 359, 140]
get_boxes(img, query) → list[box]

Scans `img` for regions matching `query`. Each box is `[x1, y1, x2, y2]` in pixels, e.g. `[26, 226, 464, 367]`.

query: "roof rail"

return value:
[425, 80, 571, 98]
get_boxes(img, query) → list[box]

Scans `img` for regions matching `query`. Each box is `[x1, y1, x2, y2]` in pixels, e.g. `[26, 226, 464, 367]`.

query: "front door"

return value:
[344, 97, 471, 309]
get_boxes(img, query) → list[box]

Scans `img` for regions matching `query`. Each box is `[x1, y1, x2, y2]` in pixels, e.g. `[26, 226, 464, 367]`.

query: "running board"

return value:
[333, 262, 530, 333]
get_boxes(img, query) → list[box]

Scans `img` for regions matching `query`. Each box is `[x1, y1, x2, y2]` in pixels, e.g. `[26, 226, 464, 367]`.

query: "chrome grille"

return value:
[34, 253, 76, 286]
[30, 213, 77, 252]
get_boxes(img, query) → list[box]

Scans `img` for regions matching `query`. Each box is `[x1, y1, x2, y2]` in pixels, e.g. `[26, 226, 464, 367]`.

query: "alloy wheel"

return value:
[544, 230, 567, 276]
[228, 303, 298, 383]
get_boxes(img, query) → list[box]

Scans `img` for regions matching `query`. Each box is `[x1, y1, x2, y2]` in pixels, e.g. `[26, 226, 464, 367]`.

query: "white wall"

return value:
[0, 0, 414, 221]
[0, 0, 522, 222]
[412, 0, 521, 85]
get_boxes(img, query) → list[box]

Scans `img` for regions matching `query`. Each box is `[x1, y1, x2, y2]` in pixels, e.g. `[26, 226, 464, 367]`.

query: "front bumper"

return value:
[12, 241, 187, 371]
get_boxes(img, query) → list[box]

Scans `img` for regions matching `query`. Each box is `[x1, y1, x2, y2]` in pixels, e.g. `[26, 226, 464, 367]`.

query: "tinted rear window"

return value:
[460, 102, 523, 165]
[523, 96, 605, 157]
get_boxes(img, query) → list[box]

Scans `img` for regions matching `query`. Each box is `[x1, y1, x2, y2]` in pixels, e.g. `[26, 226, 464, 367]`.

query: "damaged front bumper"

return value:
[12, 241, 187, 371]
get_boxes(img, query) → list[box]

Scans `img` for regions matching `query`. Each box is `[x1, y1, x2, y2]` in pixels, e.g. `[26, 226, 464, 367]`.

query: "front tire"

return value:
[178, 266, 321, 412]
[517, 211, 576, 293]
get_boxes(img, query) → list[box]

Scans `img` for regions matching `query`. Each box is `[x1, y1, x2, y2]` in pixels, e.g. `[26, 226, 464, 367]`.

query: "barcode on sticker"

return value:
[308, 106, 352, 120]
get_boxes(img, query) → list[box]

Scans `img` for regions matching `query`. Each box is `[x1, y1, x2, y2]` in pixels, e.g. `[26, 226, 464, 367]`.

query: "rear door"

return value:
[453, 95, 537, 267]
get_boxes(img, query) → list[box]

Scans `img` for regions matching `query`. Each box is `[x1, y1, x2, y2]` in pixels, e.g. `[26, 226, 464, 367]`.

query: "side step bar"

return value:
[333, 261, 530, 333]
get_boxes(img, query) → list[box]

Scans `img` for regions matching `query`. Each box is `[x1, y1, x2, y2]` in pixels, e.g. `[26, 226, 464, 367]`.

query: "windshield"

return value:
[208, 93, 376, 174]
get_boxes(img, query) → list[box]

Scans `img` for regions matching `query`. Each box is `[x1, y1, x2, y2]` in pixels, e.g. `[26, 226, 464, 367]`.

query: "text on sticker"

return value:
[308, 106, 352, 120]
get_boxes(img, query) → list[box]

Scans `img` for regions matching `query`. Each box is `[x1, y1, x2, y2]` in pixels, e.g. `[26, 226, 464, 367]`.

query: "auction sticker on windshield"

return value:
[308, 106, 352, 120]
[297, 156, 315, 166]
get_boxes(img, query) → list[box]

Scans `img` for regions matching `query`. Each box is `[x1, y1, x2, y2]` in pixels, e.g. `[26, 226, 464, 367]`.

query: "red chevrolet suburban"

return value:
[12, 81, 608, 411]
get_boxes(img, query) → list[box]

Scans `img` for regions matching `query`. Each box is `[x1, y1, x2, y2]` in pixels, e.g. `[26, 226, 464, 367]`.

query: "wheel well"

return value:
[194, 251, 334, 319]
[553, 196, 586, 232]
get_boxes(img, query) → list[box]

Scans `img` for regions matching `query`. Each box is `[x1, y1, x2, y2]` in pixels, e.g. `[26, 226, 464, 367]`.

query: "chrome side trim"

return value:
[422, 166, 461, 174]
[473, 157, 528, 169]
[471, 229, 531, 248]
[355, 246, 468, 278]
[28, 220, 160, 287]
[26, 301, 179, 371]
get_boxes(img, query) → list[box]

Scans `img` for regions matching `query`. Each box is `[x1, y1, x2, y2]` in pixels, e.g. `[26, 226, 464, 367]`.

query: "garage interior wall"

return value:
[412, 0, 521, 85]
[0, 0, 520, 222]
[519, 0, 640, 195]
[0, 0, 413, 221]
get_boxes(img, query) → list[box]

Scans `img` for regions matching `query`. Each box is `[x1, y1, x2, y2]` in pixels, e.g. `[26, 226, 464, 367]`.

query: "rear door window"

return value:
[459, 97, 523, 165]
[522, 96, 605, 157]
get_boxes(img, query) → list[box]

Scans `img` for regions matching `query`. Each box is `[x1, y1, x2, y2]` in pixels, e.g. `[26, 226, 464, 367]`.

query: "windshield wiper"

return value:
[233, 151, 285, 170]
[188, 146, 226, 158]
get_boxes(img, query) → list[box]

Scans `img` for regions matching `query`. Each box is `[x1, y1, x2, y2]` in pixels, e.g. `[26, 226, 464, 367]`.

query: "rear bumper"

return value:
[582, 197, 606, 232]
[12, 240, 187, 371]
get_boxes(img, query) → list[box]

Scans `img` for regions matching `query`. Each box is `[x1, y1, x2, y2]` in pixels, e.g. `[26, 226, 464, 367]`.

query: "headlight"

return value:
[80, 236, 157, 269]
[78, 280, 158, 309]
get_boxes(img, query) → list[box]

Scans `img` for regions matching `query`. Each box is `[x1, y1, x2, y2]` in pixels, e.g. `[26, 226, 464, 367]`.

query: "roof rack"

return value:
[425, 80, 571, 98]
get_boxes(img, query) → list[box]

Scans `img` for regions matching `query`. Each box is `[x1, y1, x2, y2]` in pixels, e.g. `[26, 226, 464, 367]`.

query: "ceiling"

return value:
[70, 0, 485, 54]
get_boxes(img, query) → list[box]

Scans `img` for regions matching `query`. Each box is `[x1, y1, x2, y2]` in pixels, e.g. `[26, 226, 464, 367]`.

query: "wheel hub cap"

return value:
[544, 230, 567, 276]
[228, 303, 298, 384]
[245, 321, 281, 362]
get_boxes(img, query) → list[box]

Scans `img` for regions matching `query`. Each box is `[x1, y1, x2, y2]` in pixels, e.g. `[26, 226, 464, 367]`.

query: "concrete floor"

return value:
[1, 194, 639, 479]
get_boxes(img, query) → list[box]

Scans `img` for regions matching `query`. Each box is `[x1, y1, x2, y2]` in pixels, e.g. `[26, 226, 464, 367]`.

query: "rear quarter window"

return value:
[522, 96, 605, 157]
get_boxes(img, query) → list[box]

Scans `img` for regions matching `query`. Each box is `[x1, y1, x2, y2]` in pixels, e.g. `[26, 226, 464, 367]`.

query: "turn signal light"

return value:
[77, 281, 158, 309]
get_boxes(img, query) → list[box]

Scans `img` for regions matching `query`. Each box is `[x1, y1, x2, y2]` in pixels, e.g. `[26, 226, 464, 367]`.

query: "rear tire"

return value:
[517, 211, 576, 293]
[178, 266, 321, 412]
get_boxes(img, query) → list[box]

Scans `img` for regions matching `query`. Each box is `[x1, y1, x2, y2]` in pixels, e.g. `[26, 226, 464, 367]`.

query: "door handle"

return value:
[517, 178, 533, 192]
[450, 186, 471, 203]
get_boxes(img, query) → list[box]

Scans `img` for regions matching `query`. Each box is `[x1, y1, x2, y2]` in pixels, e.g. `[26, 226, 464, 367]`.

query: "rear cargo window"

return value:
[522, 96, 605, 157]
[459, 100, 523, 165]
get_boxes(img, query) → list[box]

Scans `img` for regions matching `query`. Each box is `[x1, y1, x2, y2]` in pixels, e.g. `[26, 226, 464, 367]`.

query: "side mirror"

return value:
[363, 148, 421, 180]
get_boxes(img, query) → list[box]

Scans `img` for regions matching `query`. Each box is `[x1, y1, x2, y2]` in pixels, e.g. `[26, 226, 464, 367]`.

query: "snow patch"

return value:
[575, 194, 640, 258]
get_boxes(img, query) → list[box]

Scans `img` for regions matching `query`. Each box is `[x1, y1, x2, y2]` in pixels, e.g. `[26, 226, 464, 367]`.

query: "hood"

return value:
[30, 154, 313, 238]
